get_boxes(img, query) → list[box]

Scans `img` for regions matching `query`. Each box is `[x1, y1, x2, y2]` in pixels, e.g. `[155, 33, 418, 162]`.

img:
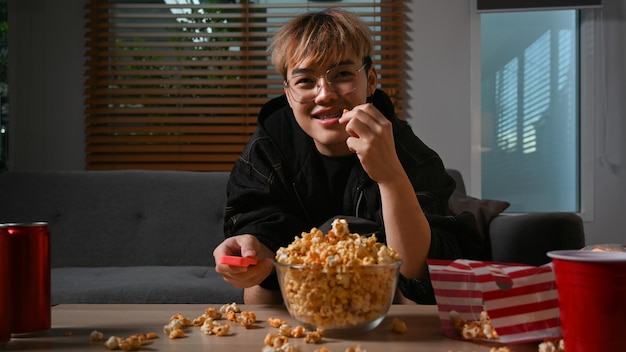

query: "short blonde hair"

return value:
[270, 8, 373, 79]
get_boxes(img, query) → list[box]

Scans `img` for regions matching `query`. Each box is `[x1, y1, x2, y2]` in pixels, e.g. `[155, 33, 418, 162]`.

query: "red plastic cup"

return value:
[548, 249, 626, 352]
[0, 225, 12, 343]
[1, 223, 51, 335]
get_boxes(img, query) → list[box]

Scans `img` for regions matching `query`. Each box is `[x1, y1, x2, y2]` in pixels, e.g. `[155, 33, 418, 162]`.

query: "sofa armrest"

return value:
[488, 212, 585, 266]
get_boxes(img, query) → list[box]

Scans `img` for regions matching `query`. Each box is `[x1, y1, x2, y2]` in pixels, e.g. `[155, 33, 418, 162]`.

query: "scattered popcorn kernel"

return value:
[538, 341, 558, 352]
[145, 332, 158, 340]
[268, 317, 286, 328]
[225, 310, 238, 322]
[264, 332, 278, 346]
[275, 335, 290, 348]
[168, 327, 185, 339]
[538, 339, 565, 352]
[118, 336, 141, 351]
[264, 333, 289, 348]
[314, 347, 331, 352]
[104, 336, 119, 350]
[192, 315, 207, 326]
[304, 330, 323, 344]
[345, 344, 367, 352]
[489, 347, 511, 352]
[194, 306, 225, 326]
[461, 322, 481, 339]
[278, 323, 294, 337]
[200, 318, 215, 335]
[280, 342, 302, 352]
[211, 324, 230, 336]
[90, 330, 104, 342]
[238, 311, 257, 328]
[291, 325, 307, 338]
[169, 313, 191, 327]
[163, 318, 184, 335]
[454, 311, 499, 341]
[220, 302, 240, 314]
[205, 307, 222, 320]
[127, 334, 143, 345]
[452, 315, 465, 332]
[390, 318, 407, 334]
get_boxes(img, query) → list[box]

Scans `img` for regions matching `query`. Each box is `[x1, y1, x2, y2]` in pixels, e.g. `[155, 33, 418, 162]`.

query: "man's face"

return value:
[284, 53, 377, 156]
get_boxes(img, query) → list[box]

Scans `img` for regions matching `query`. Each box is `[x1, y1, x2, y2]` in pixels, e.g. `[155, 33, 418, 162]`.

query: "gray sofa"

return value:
[0, 169, 585, 305]
[0, 170, 242, 304]
[445, 169, 586, 266]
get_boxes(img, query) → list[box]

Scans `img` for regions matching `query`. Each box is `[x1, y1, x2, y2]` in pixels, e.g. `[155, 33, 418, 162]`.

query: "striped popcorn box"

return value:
[427, 259, 562, 344]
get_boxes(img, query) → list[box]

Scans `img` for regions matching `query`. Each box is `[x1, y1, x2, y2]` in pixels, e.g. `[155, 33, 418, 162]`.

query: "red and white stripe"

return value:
[427, 259, 562, 344]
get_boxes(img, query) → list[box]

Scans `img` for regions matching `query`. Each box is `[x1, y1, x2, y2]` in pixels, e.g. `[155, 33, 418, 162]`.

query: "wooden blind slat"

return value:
[87, 144, 245, 153]
[86, 125, 258, 134]
[87, 164, 241, 172]
[84, 0, 408, 171]
[86, 135, 252, 144]
[85, 108, 263, 116]
[85, 116, 257, 124]
[87, 154, 241, 163]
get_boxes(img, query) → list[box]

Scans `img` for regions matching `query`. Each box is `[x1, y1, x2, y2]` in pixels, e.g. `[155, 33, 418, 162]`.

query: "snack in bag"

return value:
[427, 259, 562, 344]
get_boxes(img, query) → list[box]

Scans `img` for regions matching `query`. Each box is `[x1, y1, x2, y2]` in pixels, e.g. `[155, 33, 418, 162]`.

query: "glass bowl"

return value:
[274, 260, 402, 334]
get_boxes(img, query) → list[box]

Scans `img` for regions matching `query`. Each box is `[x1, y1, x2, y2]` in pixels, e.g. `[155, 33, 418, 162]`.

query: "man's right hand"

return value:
[213, 234, 275, 289]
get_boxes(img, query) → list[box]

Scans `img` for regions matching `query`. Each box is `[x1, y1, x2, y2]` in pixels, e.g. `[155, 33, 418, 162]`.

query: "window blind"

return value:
[84, 0, 408, 171]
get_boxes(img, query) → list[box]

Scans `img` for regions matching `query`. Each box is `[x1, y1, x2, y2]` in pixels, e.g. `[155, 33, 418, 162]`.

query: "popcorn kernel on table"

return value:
[489, 347, 512, 352]
[313, 347, 331, 352]
[220, 302, 241, 314]
[211, 324, 230, 336]
[278, 323, 293, 337]
[264, 332, 278, 346]
[291, 325, 307, 338]
[390, 318, 407, 334]
[304, 330, 323, 344]
[453, 310, 499, 341]
[168, 312, 191, 327]
[238, 311, 257, 328]
[268, 317, 286, 328]
[90, 330, 104, 341]
[168, 327, 185, 339]
[104, 336, 119, 350]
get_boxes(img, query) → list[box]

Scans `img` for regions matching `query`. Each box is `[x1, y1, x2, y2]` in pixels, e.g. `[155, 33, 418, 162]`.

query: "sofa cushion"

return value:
[52, 266, 244, 304]
[449, 194, 510, 236]
[0, 170, 229, 268]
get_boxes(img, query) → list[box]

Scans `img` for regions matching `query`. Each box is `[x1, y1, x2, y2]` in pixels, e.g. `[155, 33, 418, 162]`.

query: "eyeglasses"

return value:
[284, 62, 368, 103]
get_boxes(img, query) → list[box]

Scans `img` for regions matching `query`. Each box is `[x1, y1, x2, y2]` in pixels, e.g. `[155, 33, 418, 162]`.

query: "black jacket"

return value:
[224, 89, 483, 303]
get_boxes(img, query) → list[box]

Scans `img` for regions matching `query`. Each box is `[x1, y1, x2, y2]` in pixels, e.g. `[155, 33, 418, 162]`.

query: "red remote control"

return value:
[219, 255, 258, 267]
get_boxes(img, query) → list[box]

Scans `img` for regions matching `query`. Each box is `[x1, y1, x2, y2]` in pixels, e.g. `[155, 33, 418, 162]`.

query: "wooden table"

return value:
[4, 304, 542, 351]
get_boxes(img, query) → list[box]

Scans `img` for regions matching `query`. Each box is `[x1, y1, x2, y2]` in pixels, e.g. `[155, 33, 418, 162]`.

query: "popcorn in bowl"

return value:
[274, 218, 402, 333]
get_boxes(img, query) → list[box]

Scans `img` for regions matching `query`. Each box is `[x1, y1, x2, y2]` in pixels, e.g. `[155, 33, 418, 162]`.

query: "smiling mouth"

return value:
[314, 111, 342, 120]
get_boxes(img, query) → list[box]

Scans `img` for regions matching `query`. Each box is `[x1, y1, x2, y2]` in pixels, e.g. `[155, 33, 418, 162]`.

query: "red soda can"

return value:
[1, 222, 51, 334]
[0, 224, 12, 342]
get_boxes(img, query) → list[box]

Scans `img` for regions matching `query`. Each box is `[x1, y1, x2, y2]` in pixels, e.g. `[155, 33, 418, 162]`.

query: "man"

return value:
[213, 8, 482, 304]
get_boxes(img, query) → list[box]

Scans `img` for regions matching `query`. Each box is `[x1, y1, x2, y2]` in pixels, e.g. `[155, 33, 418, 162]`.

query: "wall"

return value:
[8, 0, 86, 170]
[7, 0, 626, 245]
[582, 0, 626, 245]
[402, 1, 625, 246]
[405, 2, 473, 177]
